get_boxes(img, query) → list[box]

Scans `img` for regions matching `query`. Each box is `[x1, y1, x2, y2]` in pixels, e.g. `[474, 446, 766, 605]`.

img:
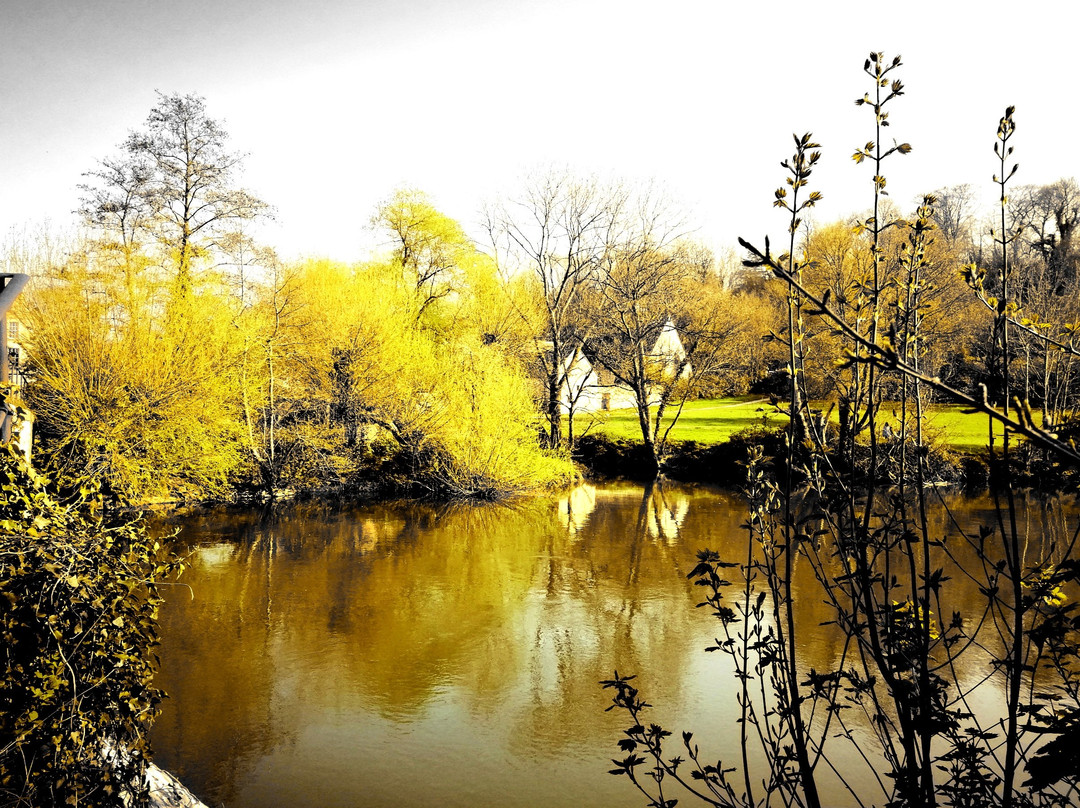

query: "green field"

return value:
[579, 397, 785, 444]
[922, 404, 1039, 452]
[578, 397, 1018, 453]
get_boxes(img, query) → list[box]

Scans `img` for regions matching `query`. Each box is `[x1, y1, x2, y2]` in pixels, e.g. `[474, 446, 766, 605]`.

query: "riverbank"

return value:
[572, 427, 785, 486]
[132, 410, 1080, 512]
[572, 427, 1009, 490]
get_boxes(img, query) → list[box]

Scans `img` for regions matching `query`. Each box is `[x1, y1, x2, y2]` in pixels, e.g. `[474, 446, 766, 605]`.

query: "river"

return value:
[150, 482, 1079, 808]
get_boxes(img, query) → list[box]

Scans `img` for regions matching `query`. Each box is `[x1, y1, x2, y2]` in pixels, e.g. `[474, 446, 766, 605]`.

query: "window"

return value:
[7, 321, 18, 341]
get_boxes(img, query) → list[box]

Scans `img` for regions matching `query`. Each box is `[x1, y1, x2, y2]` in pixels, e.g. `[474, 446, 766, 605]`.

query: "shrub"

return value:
[0, 448, 180, 807]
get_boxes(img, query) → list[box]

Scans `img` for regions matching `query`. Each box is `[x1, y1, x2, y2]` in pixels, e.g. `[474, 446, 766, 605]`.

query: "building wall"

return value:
[558, 322, 691, 414]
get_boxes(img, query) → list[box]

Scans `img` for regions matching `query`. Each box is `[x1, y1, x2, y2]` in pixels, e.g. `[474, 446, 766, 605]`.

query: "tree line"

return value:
[3, 93, 762, 500]
[4, 91, 1080, 503]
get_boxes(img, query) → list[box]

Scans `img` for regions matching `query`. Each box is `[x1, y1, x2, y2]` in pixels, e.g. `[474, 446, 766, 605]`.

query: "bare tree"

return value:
[930, 183, 977, 249]
[585, 193, 727, 471]
[1010, 178, 1080, 289]
[81, 92, 268, 298]
[219, 226, 278, 311]
[986, 177, 1080, 424]
[239, 259, 309, 493]
[487, 169, 623, 448]
[78, 155, 153, 253]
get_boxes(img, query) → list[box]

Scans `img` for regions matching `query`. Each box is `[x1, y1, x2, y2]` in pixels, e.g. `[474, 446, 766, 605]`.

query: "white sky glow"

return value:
[3, 0, 1077, 263]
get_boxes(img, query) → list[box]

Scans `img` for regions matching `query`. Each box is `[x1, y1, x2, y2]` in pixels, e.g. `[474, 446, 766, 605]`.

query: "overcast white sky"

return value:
[3, 0, 1077, 263]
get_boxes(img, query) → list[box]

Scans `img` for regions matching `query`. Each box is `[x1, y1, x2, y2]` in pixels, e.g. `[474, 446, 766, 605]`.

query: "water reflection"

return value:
[151, 485, 1078, 808]
[554, 484, 595, 536]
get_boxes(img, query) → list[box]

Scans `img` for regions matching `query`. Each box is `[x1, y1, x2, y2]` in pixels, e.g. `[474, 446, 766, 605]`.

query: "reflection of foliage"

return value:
[153, 484, 735, 804]
[0, 448, 180, 807]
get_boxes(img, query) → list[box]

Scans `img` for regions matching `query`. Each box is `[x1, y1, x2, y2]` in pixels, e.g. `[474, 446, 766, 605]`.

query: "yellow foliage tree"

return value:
[22, 249, 243, 501]
[291, 253, 571, 497]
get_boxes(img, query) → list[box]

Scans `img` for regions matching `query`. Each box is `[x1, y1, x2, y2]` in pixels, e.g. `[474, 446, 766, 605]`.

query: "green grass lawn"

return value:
[579, 397, 1022, 453]
[922, 404, 1040, 453]
[579, 397, 786, 444]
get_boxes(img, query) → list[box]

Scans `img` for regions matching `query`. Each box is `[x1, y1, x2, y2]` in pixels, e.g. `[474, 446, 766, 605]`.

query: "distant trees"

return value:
[16, 197, 572, 500]
[974, 176, 1080, 425]
[930, 182, 978, 250]
[919, 176, 1080, 425]
[797, 213, 984, 403]
[1012, 177, 1080, 289]
[27, 92, 1080, 502]
[488, 172, 749, 463]
[234, 257, 312, 491]
[586, 207, 740, 470]
[14, 93, 573, 500]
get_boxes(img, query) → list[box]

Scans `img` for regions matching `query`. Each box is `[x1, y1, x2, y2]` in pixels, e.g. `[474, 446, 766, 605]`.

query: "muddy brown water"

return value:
[151, 482, 1078, 807]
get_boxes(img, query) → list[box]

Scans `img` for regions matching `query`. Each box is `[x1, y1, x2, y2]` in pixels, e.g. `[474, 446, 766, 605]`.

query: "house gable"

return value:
[557, 319, 691, 414]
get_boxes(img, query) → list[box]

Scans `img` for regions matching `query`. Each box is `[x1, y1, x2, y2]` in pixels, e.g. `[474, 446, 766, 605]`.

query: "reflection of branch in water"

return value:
[634, 483, 653, 543]
[266, 531, 274, 625]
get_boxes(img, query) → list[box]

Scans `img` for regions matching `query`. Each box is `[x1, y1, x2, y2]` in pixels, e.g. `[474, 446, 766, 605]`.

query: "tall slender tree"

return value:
[81, 92, 268, 300]
[487, 170, 621, 448]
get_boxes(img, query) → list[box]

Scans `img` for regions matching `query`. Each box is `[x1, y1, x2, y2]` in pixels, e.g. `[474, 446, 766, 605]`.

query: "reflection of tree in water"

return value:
[153, 508, 296, 806]
[153, 500, 427, 802]
[511, 484, 749, 756]
[555, 484, 597, 537]
[160, 485, 943, 804]
[637, 479, 691, 544]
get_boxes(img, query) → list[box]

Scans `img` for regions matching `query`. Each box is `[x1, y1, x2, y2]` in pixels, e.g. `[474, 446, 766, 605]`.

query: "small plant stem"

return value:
[739, 484, 757, 807]
[779, 135, 822, 808]
[993, 106, 1023, 808]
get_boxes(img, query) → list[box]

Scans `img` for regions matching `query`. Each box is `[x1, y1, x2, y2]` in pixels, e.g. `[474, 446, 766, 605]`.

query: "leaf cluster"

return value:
[0, 447, 181, 807]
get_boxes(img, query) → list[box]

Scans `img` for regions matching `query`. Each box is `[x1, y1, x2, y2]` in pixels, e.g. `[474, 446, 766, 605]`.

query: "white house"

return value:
[558, 320, 690, 414]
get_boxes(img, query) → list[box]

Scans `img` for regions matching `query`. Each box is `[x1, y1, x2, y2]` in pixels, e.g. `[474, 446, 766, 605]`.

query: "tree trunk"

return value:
[547, 376, 562, 449]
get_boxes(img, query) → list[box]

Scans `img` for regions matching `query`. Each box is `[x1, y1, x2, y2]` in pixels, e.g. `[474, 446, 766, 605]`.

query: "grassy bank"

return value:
[577, 396, 1020, 454]
[576, 397, 785, 444]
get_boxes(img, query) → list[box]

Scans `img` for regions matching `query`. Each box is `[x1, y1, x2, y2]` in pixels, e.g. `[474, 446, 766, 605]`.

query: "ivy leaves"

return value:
[0, 446, 182, 807]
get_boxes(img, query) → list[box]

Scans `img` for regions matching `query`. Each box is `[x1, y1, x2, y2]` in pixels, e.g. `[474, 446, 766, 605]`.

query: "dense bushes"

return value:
[0, 448, 178, 807]
[281, 258, 576, 499]
[17, 227, 573, 503]
[22, 274, 242, 502]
